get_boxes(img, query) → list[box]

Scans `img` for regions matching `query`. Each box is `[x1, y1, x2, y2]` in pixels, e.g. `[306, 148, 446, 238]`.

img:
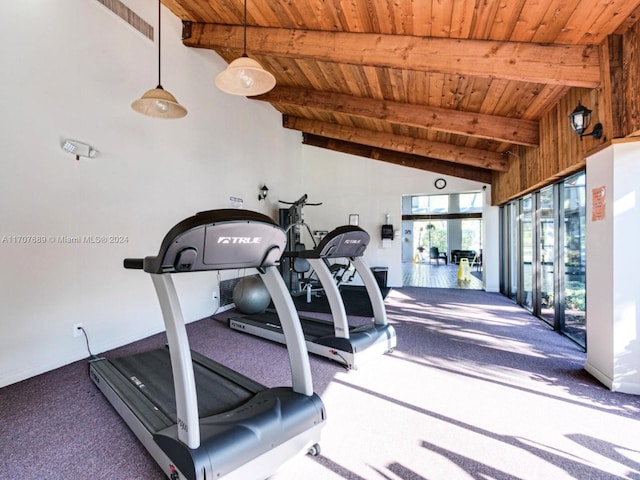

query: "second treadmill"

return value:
[229, 225, 397, 369]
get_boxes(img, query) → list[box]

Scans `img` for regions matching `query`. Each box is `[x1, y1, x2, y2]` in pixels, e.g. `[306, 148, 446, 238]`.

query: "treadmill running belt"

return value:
[110, 348, 258, 422]
[245, 310, 336, 341]
[299, 317, 336, 341]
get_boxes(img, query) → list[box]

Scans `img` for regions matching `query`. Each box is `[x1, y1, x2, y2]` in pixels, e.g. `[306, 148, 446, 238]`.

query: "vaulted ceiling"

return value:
[163, 0, 640, 183]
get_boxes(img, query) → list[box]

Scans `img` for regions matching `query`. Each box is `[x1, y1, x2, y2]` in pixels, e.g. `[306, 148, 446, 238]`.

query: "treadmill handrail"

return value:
[351, 256, 388, 326]
[260, 267, 313, 396]
[307, 257, 350, 339]
[124, 258, 144, 269]
[151, 273, 201, 449]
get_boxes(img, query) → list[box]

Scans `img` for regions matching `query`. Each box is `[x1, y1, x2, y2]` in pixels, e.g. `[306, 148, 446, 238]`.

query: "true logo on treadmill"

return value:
[178, 418, 188, 432]
[344, 239, 361, 244]
[217, 237, 262, 244]
[229, 320, 245, 330]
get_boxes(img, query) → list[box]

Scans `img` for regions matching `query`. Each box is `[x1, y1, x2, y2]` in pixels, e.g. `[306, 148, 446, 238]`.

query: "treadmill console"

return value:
[135, 209, 287, 274]
[300, 225, 370, 259]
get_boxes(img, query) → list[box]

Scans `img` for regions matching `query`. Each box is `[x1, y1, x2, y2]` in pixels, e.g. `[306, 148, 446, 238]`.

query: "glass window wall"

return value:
[500, 172, 586, 349]
[508, 202, 518, 301]
[459, 193, 483, 213]
[411, 195, 449, 214]
[562, 173, 586, 345]
[415, 220, 447, 260]
[521, 196, 534, 311]
[405, 192, 482, 265]
[539, 186, 555, 325]
[461, 219, 481, 252]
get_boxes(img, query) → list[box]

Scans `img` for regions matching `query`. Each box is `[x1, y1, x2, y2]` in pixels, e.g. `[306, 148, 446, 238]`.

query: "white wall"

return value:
[0, 0, 301, 387]
[585, 140, 640, 394]
[584, 146, 615, 386]
[0, 0, 493, 387]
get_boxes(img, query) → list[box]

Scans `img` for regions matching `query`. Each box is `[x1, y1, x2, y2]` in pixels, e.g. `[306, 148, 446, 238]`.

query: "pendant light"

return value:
[215, 0, 276, 96]
[131, 0, 187, 118]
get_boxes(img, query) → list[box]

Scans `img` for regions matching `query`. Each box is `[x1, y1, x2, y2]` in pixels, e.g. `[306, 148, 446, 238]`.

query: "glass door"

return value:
[508, 202, 518, 300]
[520, 196, 533, 311]
[539, 186, 555, 325]
[562, 173, 586, 346]
[498, 174, 586, 349]
[415, 220, 448, 262]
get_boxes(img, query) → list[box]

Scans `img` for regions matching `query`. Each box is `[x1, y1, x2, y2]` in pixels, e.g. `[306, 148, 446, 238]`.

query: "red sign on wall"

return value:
[592, 186, 606, 222]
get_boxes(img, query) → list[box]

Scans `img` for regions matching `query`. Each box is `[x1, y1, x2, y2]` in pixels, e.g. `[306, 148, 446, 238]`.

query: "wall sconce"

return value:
[258, 185, 269, 201]
[568, 102, 603, 141]
[61, 139, 98, 160]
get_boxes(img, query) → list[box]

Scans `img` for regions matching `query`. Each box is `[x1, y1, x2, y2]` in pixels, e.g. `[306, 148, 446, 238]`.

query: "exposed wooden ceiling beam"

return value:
[301, 134, 493, 184]
[183, 23, 601, 88]
[284, 115, 509, 171]
[256, 86, 539, 146]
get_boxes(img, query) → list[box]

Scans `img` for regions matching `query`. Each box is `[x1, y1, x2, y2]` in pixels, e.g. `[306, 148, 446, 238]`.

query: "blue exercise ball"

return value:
[233, 276, 271, 314]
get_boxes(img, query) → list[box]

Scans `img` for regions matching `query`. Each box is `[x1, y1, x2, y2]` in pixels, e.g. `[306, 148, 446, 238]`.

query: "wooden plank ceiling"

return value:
[163, 0, 640, 183]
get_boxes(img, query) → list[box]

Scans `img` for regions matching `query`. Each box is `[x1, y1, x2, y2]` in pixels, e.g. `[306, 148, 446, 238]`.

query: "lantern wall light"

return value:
[568, 102, 603, 141]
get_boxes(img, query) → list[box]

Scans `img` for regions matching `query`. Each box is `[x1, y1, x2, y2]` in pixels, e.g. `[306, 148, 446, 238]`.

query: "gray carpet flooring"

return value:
[1, 287, 639, 479]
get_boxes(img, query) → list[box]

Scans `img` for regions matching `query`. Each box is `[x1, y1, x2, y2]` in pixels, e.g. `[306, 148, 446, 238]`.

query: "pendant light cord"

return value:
[157, 0, 162, 88]
[242, 0, 248, 57]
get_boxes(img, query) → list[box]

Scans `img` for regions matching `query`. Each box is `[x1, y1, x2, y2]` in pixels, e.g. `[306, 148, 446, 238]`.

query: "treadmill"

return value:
[89, 209, 326, 480]
[229, 225, 397, 370]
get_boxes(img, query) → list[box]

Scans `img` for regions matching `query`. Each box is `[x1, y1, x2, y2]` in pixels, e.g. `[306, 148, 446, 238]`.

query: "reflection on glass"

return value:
[563, 173, 586, 346]
[461, 219, 481, 251]
[411, 195, 449, 214]
[521, 196, 533, 311]
[459, 193, 483, 213]
[539, 187, 555, 324]
[509, 202, 517, 300]
[414, 220, 447, 262]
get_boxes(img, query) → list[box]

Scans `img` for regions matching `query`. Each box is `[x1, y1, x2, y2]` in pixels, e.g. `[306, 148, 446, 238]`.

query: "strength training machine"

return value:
[229, 225, 397, 370]
[277, 194, 323, 297]
[89, 209, 326, 480]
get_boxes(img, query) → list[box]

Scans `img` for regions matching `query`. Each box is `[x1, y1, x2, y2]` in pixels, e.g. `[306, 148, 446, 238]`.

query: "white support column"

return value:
[584, 139, 640, 395]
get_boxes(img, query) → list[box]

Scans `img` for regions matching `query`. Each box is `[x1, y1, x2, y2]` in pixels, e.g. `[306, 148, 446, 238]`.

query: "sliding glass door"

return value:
[509, 202, 518, 301]
[539, 186, 555, 325]
[520, 196, 534, 311]
[500, 173, 586, 349]
[562, 173, 586, 345]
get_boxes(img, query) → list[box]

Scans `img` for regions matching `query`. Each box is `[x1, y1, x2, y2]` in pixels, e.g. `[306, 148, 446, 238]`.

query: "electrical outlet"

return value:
[73, 323, 83, 338]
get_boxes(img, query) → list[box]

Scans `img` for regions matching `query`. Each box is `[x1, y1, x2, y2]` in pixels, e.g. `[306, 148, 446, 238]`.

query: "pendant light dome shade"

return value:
[215, 0, 276, 96]
[215, 55, 276, 96]
[131, 0, 187, 119]
[131, 85, 187, 118]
